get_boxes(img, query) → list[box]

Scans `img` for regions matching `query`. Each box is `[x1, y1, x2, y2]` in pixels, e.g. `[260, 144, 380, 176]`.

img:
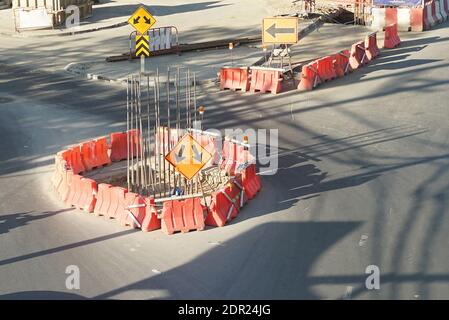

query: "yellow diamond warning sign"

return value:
[165, 134, 212, 180]
[128, 6, 156, 35]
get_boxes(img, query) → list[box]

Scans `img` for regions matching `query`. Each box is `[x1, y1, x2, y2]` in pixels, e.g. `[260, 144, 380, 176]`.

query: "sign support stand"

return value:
[140, 56, 145, 74]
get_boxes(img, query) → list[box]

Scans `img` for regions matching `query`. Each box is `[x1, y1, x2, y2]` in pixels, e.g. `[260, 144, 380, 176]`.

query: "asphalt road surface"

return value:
[1, 23, 449, 299]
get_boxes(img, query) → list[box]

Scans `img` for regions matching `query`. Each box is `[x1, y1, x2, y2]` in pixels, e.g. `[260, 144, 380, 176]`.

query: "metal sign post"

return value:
[128, 6, 156, 75]
[140, 56, 145, 74]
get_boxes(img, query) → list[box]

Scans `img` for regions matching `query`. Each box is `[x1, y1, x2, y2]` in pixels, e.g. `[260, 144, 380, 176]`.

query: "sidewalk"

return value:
[0, 0, 295, 39]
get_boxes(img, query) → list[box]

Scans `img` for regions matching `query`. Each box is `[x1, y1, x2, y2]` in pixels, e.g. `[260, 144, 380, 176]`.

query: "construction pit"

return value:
[51, 70, 262, 235]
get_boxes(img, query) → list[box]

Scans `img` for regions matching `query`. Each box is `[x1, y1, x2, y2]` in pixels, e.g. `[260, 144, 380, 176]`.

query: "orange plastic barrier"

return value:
[385, 7, 398, 26]
[297, 63, 321, 91]
[57, 149, 71, 164]
[94, 183, 113, 216]
[219, 140, 237, 175]
[80, 137, 111, 172]
[65, 174, 83, 207]
[242, 164, 261, 200]
[69, 146, 86, 174]
[110, 132, 127, 162]
[141, 197, 161, 232]
[365, 32, 381, 62]
[384, 23, 401, 49]
[316, 56, 337, 82]
[56, 168, 72, 203]
[52, 154, 66, 192]
[76, 178, 97, 213]
[349, 41, 367, 70]
[411, 7, 424, 32]
[94, 137, 111, 167]
[249, 67, 283, 94]
[79, 140, 96, 171]
[160, 197, 205, 235]
[105, 187, 128, 220]
[220, 67, 250, 92]
[205, 182, 241, 227]
[56, 150, 72, 172]
[119, 192, 148, 228]
[333, 50, 352, 77]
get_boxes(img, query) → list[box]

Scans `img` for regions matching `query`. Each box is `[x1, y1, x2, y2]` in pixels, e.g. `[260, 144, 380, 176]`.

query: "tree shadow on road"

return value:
[93, 220, 362, 299]
[0, 290, 87, 300]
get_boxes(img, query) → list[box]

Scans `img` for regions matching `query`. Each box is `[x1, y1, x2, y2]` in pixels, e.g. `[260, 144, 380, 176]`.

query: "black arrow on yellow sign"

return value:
[135, 35, 150, 57]
[265, 23, 295, 37]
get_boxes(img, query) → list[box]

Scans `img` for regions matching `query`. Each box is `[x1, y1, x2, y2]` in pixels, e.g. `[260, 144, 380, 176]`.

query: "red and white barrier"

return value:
[439, 0, 448, 21]
[371, 2, 449, 32]
[371, 7, 412, 32]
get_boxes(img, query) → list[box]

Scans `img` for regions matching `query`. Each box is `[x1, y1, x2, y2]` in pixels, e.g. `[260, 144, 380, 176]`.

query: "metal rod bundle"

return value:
[126, 68, 200, 198]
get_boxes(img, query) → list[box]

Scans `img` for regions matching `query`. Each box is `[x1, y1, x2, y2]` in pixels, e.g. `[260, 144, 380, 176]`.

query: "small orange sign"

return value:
[165, 134, 212, 180]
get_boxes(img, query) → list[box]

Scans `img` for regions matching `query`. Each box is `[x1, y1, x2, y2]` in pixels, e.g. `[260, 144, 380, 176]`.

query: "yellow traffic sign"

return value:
[135, 35, 150, 57]
[128, 6, 156, 35]
[262, 17, 298, 45]
[165, 134, 212, 180]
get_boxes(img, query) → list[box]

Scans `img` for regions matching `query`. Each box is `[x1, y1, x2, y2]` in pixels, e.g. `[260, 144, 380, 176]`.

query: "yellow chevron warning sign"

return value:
[135, 35, 150, 57]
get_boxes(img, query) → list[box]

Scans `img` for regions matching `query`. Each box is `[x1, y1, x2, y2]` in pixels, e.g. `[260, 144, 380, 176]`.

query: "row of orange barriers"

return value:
[205, 139, 261, 227]
[52, 130, 262, 235]
[220, 66, 284, 94]
[94, 184, 160, 231]
[204, 162, 261, 227]
[52, 130, 138, 205]
[57, 130, 142, 175]
[298, 31, 383, 91]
